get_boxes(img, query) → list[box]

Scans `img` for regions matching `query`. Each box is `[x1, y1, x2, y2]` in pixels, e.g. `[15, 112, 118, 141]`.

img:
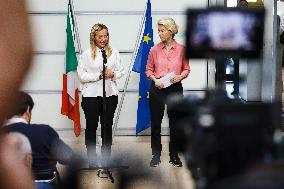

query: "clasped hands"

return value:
[99, 68, 114, 80]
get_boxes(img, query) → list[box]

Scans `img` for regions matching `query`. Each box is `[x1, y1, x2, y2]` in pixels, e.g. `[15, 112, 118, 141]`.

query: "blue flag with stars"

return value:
[132, 0, 154, 135]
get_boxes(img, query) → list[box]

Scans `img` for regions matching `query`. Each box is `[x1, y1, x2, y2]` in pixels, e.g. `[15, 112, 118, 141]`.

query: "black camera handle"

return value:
[215, 58, 227, 91]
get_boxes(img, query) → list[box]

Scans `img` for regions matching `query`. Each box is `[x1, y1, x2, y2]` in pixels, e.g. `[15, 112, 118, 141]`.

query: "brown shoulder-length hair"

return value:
[90, 23, 112, 59]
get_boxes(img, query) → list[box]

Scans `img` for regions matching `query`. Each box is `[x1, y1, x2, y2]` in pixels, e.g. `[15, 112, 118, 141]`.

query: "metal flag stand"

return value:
[112, 1, 148, 138]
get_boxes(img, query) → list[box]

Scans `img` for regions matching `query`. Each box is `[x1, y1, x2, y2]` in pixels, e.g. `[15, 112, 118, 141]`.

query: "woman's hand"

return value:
[149, 75, 164, 89]
[170, 75, 183, 84]
[101, 68, 114, 79]
[154, 81, 164, 90]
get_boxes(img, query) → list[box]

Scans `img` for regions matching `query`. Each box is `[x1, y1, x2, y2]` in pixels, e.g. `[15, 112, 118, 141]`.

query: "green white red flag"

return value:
[61, 0, 81, 137]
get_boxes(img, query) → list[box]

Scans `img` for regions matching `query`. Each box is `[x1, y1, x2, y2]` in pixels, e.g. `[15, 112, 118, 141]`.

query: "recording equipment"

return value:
[167, 90, 281, 189]
[185, 7, 265, 59]
[180, 7, 284, 188]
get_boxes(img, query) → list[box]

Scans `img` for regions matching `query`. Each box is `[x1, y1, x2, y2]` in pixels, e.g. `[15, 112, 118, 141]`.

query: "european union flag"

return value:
[132, 0, 154, 135]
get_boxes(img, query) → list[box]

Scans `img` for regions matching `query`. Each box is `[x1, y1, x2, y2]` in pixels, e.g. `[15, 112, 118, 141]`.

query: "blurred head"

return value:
[238, 0, 248, 7]
[9, 91, 34, 123]
[157, 17, 178, 42]
[8, 132, 32, 169]
[90, 23, 112, 59]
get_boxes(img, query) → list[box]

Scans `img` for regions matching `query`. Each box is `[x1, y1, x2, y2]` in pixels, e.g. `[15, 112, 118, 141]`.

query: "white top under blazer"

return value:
[77, 48, 125, 97]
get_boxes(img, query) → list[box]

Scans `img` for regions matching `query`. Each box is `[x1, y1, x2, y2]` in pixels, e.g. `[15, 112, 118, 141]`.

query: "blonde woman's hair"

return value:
[157, 17, 179, 38]
[90, 23, 112, 59]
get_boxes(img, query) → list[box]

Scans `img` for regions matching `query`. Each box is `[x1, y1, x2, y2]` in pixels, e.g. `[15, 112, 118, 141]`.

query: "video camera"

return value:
[168, 90, 281, 189]
[166, 7, 282, 188]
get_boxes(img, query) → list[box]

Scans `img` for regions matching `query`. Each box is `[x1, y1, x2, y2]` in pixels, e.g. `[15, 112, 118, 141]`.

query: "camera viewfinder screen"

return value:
[185, 8, 265, 59]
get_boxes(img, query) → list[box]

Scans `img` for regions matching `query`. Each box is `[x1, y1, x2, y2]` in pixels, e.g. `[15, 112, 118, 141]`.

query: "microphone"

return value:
[101, 48, 107, 64]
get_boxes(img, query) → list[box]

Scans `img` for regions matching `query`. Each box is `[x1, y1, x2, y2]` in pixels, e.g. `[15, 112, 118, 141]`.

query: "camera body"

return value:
[168, 90, 279, 188]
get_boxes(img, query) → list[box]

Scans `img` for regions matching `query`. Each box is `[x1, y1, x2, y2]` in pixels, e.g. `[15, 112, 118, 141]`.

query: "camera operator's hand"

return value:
[170, 75, 183, 84]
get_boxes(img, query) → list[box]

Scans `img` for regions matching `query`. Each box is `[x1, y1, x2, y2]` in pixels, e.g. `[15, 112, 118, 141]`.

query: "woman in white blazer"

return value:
[77, 23, 124, 168]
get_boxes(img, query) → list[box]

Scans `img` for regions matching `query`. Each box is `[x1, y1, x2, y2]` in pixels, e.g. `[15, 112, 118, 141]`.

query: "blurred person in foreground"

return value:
[8, 132, 54, 189]
[146, 17, 190, 167]
[7, 132, 33, 170]
[3, 91, 74, 187]
[0, 0, 34, 188]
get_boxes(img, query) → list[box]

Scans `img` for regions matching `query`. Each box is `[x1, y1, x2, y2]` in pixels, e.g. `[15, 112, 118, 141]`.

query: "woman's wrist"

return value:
[149, 75, 156, 82]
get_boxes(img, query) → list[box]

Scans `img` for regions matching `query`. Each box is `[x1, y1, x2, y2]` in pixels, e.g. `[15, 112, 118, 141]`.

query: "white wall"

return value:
[22, 0, 209, 135]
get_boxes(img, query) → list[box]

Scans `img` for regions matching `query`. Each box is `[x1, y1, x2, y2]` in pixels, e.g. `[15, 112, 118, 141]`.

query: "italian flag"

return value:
[61, 0, 81, 137]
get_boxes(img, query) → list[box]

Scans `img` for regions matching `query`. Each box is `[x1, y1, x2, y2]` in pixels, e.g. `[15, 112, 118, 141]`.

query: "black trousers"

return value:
[149, 81, 183, 157]
[81, 95, 118, 157]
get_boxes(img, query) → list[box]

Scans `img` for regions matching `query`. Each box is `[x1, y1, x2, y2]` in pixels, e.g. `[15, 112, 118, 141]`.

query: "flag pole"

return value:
[112, 1, 148, 138]
[69, 0, 82, 54]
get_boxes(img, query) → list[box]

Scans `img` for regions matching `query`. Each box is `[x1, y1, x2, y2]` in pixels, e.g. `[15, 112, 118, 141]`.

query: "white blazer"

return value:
[77, 48, 125, 97]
